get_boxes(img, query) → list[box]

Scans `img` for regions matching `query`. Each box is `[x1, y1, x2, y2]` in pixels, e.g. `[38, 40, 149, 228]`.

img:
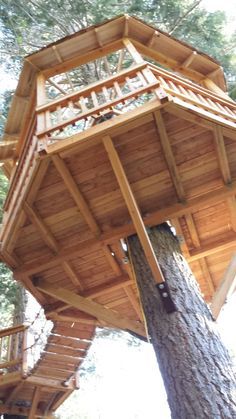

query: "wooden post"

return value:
[102, 135, 165, 285]
[122, 38, 144, 64]
[22, 328, 28, 377]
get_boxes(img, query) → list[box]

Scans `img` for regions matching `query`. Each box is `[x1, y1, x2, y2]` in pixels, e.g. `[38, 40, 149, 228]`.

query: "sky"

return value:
[202, 0, 236, 34]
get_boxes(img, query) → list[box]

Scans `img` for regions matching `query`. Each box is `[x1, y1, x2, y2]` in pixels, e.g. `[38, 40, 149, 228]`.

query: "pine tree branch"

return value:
[169, 0, 202, 35]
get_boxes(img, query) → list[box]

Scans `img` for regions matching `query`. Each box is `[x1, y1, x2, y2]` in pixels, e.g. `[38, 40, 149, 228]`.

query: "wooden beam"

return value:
[36, 281, 146, 337]
[24, 202, 59, 253]
[0, 324, 26, 339]
[62, 261, 84, 289]
[202, 78, 231, 101]
[227, 197, 236, 232]
[50, 390, 73, 412]
[29, 386, 41, 419]
[213, 125, 231, 184]
[26, 375, 74, 390]
[122, 38, 144, 64]
[51, 155, 100, 236]
[180, 51, 197, 69]
[166, 102, 236, 140]
[51, 154, 122, 276]
[211, 254, 236, 319]
[185, 214, 215, 295]
[36, 73, 47, 106]
[0, 372, 21, 387]
[14, 181, 236, 280]
[187, 234, 236, 262]
[45, 274, 133, 316]
[170, 218, 190, 258]
[154, 110, 185, 201]
[103, 135, 165, 285]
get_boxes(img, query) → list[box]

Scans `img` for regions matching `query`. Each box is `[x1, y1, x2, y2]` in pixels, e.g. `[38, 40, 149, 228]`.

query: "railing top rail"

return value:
[148, 63, 236, 109]
[0, 324, 27, 339]
[36, 62, 147, 113]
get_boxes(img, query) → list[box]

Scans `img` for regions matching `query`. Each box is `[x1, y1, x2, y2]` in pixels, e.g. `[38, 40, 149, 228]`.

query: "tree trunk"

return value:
[128, 223, 236, 419]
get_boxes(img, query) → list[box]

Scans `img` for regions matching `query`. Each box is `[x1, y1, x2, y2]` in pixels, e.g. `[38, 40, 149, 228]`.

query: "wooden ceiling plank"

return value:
[51, 154, 100, 236]
[166, 103, 236, 140]
[36, 281, 146, 337]
[227, 197, 236, 233]
[14, 181, 236, 280]
[103, 134, 165, 285]
[154, 110, 185, 202]
[211, 254, 236, 319]
[23, 202, 59, 253]
[4, 158, 50, 254]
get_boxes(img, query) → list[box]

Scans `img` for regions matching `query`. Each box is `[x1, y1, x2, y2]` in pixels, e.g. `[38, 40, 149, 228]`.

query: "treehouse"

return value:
[0, 14, 236, 418]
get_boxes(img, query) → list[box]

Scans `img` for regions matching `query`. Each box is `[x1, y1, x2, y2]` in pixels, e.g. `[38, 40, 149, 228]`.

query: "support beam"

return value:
[51, 154, 122, 275]
[36, 280, 146, 337]
[52, 154, 100, 236]
[14, 181, 236, 279]
[103, 135, 165, 284]
[211, 254, 236, 319]
[50, 390, 73, 412]
[180, 51, 197, 69]
[62, 261, 84, 289]
[122, 38, 144, 64]
[29, 386, 41, 419]
[154, 110, 185, 201]
[24, 202, 59, 253]
[45, 274, 133, 316]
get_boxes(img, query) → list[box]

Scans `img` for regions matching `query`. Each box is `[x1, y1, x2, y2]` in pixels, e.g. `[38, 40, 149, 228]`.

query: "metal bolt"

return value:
[162, 292, 168, 298]
[158, 284, 164, 289]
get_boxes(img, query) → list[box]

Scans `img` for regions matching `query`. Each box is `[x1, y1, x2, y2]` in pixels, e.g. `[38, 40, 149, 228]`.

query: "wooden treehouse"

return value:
[0, 14, 236, 417]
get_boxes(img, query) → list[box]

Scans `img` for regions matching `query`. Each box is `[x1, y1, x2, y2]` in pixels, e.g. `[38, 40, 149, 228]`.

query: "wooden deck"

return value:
[0, 15, 236, 417]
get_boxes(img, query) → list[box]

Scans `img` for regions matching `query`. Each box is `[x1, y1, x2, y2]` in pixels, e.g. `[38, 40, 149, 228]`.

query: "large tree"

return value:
[128, 224, 236, 418]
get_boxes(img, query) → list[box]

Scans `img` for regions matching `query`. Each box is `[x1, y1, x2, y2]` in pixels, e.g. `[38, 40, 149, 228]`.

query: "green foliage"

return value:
[0, 263, 21, 328]
[0, 0, 235, 81]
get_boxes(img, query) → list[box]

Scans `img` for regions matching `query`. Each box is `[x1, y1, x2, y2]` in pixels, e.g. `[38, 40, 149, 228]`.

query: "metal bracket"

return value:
[156, 282, 177, 314]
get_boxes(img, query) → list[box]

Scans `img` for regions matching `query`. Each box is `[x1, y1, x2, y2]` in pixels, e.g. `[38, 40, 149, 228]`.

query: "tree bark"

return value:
[128, 223, 236, 419]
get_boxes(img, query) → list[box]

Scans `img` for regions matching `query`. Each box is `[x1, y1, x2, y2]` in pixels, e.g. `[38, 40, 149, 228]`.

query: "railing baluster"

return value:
[113, 81, 123, 98]
[91, 91, 99, 107]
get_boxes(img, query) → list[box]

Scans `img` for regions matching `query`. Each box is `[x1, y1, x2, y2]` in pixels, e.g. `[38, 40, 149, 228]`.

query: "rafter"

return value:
[24, 202, 59, 253]
[36, 280, 146, 337]
[211, 254, 236, 319]
[103, 135, 165, 285]
[14, 181, 236, 279]
[154, 110, 185, 201]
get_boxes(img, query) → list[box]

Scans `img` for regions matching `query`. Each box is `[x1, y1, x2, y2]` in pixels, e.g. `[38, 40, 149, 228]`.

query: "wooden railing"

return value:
[0, 324, 28, 375]
[2, 60, 236, 240]
[149, 64, 236, 123]
[35, 63, 160, 145]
